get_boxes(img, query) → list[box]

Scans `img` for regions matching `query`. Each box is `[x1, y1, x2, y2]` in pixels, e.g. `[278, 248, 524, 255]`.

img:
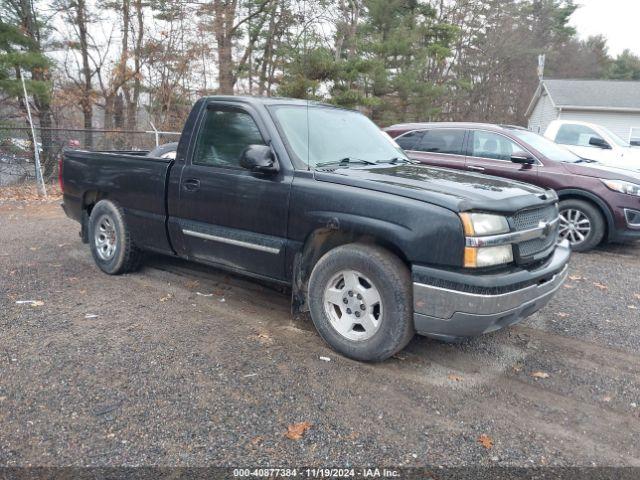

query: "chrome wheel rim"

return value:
[559, 208, 591, 246]
[323, 269, 383, 342]
[94, 214, 117, 261]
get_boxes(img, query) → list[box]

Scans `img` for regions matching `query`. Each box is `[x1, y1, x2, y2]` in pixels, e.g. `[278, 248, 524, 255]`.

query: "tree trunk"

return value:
[76, 0, 93, 148]
[216, 7, 235, 95]
[18, 0, 56, 180]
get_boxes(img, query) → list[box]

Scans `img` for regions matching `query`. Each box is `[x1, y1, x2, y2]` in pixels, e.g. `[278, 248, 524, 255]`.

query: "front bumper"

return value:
[412, 241, 571, 341]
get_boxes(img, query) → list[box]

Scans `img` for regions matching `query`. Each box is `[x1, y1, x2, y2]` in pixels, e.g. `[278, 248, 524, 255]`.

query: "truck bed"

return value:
[62, 150, 175, 255]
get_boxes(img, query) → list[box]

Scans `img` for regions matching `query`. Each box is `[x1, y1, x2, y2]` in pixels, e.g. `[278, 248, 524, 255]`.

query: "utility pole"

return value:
[20, 68, 47, 198]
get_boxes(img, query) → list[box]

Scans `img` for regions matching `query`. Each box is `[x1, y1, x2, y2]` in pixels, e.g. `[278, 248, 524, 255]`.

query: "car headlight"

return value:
[601, 179, 640, 196]
[460, 213, 513, 268]
[464, 244, 514, 268]
[460, 213, 510, 236]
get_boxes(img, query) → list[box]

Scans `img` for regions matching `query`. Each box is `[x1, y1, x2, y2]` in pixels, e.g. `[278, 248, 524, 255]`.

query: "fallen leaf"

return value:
[285, 421, 312, 440]
[478, 434, 493, 449]
[556, 312, 569, 318]
[603, 395, 612, 402]
[593, 282, 608, 290]
[562, 284, 575, 289]
[159, 294, 172, 302]
[569, 275, 585, 281]
[634, 294, 640, 300]
[447, 374, 463, 382]
[249, 436, 263, 446]
[531, 371, 550, 379]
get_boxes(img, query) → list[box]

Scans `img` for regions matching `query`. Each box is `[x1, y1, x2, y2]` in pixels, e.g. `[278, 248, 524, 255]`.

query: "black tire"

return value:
[88, 199, 143, 274]
[559, 198, 606, 252]
[307, 243, 414, 362]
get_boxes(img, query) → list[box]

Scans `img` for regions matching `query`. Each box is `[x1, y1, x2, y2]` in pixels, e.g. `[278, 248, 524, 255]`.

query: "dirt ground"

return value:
[1, 199, 639, 468]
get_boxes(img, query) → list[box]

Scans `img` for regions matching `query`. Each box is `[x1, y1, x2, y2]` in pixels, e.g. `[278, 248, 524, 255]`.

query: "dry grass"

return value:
[0, 183, 62, 202]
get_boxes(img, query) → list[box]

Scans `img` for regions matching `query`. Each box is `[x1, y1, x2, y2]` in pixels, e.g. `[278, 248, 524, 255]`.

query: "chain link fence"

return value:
[0, 125, 180, 187]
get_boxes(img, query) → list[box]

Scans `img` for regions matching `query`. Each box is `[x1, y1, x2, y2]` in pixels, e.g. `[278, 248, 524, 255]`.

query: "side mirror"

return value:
[589, 136, 611, 149]
[240, 145, 279, 173]
[510, 151, 535, 164]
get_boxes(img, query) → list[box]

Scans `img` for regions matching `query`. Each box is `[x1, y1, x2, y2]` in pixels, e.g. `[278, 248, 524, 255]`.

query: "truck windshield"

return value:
[510, 130, 583, 163]
[269, 105, 408, 168]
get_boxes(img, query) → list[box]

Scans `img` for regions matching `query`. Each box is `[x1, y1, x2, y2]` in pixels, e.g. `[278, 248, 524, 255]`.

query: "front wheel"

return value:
[307, 243, 414, 362]
[558, 199, 605, 252]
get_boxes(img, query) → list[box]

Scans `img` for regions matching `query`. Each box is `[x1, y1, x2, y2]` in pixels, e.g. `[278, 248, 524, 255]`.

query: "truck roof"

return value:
[201, 95, 344, 110]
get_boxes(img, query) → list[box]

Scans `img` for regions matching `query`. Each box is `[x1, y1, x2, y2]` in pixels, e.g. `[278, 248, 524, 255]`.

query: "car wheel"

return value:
[89, 199, 143, 274]
[558, 199, 605, 252]
[307, 243, 414, 362]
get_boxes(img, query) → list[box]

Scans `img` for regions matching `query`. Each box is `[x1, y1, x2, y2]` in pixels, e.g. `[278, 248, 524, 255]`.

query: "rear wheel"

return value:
[89, 200, 143, 274]
[308, 243, 414, 362]
[558, 199, 605, 252]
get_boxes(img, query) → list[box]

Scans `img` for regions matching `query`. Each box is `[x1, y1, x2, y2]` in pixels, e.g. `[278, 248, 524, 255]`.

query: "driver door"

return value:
[172, 103, 293, 280]
[465, 130, 539, 182]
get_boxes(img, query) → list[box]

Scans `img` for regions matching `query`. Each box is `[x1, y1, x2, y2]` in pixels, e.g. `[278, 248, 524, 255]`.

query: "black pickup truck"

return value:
[61, 96, 570, 361]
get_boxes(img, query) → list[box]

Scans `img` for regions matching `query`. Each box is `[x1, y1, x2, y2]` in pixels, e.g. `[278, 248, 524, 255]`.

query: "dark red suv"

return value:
[384, 123, 640, 251]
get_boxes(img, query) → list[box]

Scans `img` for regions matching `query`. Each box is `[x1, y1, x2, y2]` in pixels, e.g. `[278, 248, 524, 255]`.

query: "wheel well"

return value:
[292, 228, 409, 312]
[79, 191, 108, 243]
[82, 190, 108, 215]
[557, 192, 610, 239]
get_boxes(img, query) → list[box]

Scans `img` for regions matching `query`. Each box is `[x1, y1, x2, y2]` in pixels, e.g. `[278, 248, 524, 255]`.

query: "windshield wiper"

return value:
[376, 157, 415, 164]
[316, 157, 378, 168]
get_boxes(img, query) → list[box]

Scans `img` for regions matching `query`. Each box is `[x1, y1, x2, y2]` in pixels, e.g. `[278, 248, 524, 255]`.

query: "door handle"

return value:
[183, 178, 201, 191]
[467, 165, 485, 172]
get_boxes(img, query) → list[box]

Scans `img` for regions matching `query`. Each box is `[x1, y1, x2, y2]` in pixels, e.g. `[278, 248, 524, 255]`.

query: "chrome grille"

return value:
[511, 205, 558, 231]
[510, 204, 559, 261]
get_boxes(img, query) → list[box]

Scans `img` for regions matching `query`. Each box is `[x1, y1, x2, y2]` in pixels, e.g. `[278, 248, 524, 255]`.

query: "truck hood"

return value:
[314, 164, 555, 214]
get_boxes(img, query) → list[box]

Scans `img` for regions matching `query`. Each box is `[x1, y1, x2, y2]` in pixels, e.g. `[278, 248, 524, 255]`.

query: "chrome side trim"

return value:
[182, 229, 281, 254]
[466, 217, 559, 247]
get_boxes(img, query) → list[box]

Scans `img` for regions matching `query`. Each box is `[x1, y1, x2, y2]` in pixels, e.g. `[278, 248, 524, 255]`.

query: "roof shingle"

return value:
[543, 79, 640, 110]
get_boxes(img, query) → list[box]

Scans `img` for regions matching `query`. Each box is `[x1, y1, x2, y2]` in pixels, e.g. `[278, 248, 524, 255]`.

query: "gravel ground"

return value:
[0, 199, 639, 468]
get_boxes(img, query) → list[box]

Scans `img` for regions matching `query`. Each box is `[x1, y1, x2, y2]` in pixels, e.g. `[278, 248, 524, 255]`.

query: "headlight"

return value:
[464, 245, 514, 268]
[460, 213, 513, 268]
[601, 179, 640, 196]
[460, 213, 510, 236]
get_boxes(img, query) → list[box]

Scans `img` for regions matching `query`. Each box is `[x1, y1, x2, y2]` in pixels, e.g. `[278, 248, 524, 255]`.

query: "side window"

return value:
[471, 131, 522, 161]
[556, 124, 602, 147]
[395, 131, 424, 151]
[415, 129, 465, 155]
[193, 108, 265, 167]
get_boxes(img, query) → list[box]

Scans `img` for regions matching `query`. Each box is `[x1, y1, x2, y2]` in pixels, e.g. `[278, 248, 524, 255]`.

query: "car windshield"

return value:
[510, 129, 583, 163]
[269, 105, 408, 168]
[597, 125, 629, 147]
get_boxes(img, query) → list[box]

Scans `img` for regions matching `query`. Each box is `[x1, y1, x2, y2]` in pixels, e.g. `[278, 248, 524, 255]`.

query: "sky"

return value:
[570, 0, 640, 56]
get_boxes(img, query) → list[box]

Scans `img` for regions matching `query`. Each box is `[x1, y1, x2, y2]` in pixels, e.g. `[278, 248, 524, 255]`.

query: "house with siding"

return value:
[526, 79, 640, 143]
